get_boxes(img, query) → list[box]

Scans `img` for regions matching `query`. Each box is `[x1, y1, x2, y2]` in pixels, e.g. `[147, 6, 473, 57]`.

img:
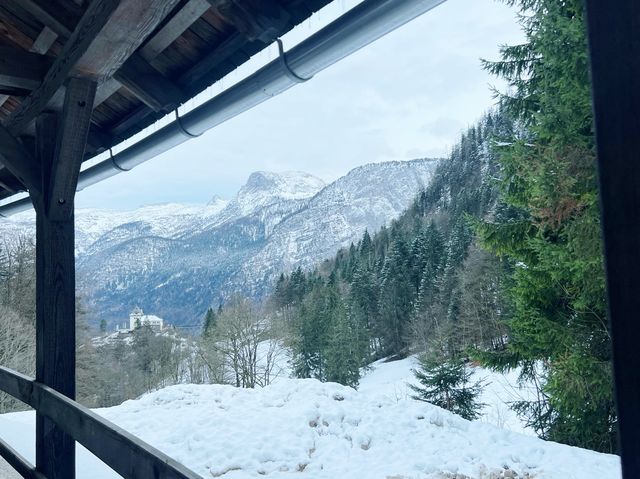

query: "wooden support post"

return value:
[32, 77, 96, 479]
[584, 0, 640, 477]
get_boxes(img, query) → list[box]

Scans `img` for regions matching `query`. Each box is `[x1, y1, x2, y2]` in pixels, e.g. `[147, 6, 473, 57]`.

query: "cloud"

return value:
[75, 0, 524, 210]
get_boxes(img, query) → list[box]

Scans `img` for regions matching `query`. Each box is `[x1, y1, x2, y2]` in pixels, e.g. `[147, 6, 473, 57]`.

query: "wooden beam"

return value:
[72, 0, 180, 80]
[47, 77, 96, 215]
[114, 52, 184, 112]
[32, 77, 96, 479]
[30, 26, 59, 55]
[584, 0, 640, 476]
[0, 124, 40, 192]
[140, 0, 211, 62]
[19, 0, 74, 39]
[4, 0, 120, 136]
[0, 46, 52, 90]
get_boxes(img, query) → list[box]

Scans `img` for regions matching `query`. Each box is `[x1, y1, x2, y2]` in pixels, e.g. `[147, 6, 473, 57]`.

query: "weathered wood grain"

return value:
[5, 0, 119, 135]
[140, 0, 211, 62]
[46, 77, 96, 217]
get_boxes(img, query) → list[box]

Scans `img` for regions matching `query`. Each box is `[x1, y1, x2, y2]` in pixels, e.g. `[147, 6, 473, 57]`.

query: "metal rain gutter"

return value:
[0, 0, 447, 217]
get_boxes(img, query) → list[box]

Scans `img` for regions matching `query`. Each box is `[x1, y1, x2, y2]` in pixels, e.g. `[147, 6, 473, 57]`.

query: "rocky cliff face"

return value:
[0, 159, 438, 327]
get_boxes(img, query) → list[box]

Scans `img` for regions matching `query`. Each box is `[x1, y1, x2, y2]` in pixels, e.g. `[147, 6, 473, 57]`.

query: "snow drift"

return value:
[0, 369, 620, 479]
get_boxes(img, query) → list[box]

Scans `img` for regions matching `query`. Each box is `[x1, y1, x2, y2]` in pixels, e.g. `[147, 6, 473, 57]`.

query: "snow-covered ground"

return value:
[359, 356, 539, 436]
[0, 358, 621, 479]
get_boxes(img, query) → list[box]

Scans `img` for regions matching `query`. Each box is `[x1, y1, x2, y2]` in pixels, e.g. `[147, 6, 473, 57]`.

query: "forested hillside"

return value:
[269, 0, 615, 454]
[270, 111, 512, 387]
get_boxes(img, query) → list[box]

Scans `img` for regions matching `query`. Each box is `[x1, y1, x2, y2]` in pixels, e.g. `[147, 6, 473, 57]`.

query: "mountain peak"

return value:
[226, 171, 326, 217]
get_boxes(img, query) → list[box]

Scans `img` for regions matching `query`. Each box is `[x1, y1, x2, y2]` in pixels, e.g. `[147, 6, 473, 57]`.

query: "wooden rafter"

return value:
[0, 46, 52, 91]
[140, 0, 212, 62]
[19, 0, 74, 39]
[72, 0, 180, 80]
[4, 0, 120, 135]
[177, 31, 246, 89]
[114, 52, 184, 112]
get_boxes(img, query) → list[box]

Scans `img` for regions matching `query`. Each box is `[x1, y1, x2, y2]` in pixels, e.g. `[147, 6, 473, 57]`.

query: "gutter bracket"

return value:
[175, 109, 202, 138]
[110, 148, 131, 172]
[277, 39, 312, 83]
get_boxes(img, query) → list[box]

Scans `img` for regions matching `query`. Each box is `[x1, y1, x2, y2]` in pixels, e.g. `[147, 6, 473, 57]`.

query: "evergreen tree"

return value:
[410, 353, 484, 421]
[477, 0, 615, 452]
[378, 238, 413, 356]
[324, 300, 363, 387]
[202, 307, 217, 337]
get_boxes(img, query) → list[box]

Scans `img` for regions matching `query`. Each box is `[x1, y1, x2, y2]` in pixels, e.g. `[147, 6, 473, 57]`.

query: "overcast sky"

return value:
[74, 0, 524, 210]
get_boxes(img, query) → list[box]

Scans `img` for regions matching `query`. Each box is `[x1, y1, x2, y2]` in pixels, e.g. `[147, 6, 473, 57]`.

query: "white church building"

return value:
[120, 306, 164, 332]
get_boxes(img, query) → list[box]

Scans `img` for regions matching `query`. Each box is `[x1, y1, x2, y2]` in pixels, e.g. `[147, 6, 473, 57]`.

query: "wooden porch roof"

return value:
[0, 0, 332, 202]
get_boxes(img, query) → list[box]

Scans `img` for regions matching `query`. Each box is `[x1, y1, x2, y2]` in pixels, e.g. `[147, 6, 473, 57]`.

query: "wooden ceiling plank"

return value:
[19, 0, 73, 38]
[94, 78, 122, 107]
[140, 0, 211, 62]
[0, 16, 37, 51]
[30, 25, 59, 55]
[4, 0, 120, 136]
[208, 0, 291, 43]
[177, 31, 245, 88]
[0, 45, 52, 90]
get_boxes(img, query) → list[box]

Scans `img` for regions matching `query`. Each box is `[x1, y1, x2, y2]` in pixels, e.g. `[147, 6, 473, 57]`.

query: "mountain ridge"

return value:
[0, 159, 440, 327]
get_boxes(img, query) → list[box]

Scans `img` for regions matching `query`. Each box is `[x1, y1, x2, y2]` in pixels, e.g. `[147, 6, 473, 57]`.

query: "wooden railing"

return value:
[0, 366, 203, 479]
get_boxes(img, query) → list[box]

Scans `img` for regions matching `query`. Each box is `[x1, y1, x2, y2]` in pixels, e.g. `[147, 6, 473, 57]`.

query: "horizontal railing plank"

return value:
[0, 366, 203, 479]
[0, 366, 35, 407]
[0, 437, 45, 479]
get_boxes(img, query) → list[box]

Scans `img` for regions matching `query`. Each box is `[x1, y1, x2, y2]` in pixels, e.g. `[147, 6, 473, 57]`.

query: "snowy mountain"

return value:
[0, 160, 438, 327]
[0, 357, 621, 479]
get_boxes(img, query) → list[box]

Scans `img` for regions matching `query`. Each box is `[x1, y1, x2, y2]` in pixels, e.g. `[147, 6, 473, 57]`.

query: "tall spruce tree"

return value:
[477, 0, 615, 452]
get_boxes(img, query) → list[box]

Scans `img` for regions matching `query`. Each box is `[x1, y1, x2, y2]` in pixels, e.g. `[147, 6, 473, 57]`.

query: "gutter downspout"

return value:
[0, 0, 446, 217]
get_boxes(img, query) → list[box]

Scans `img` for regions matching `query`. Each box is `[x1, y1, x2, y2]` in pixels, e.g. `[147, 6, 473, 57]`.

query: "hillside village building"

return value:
[115, 307, 164, 332]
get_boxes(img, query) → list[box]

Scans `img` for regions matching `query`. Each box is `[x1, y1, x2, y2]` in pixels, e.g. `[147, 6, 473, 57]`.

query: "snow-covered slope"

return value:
[359, 356, 540, 437]
[0, 370, 620, 479]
